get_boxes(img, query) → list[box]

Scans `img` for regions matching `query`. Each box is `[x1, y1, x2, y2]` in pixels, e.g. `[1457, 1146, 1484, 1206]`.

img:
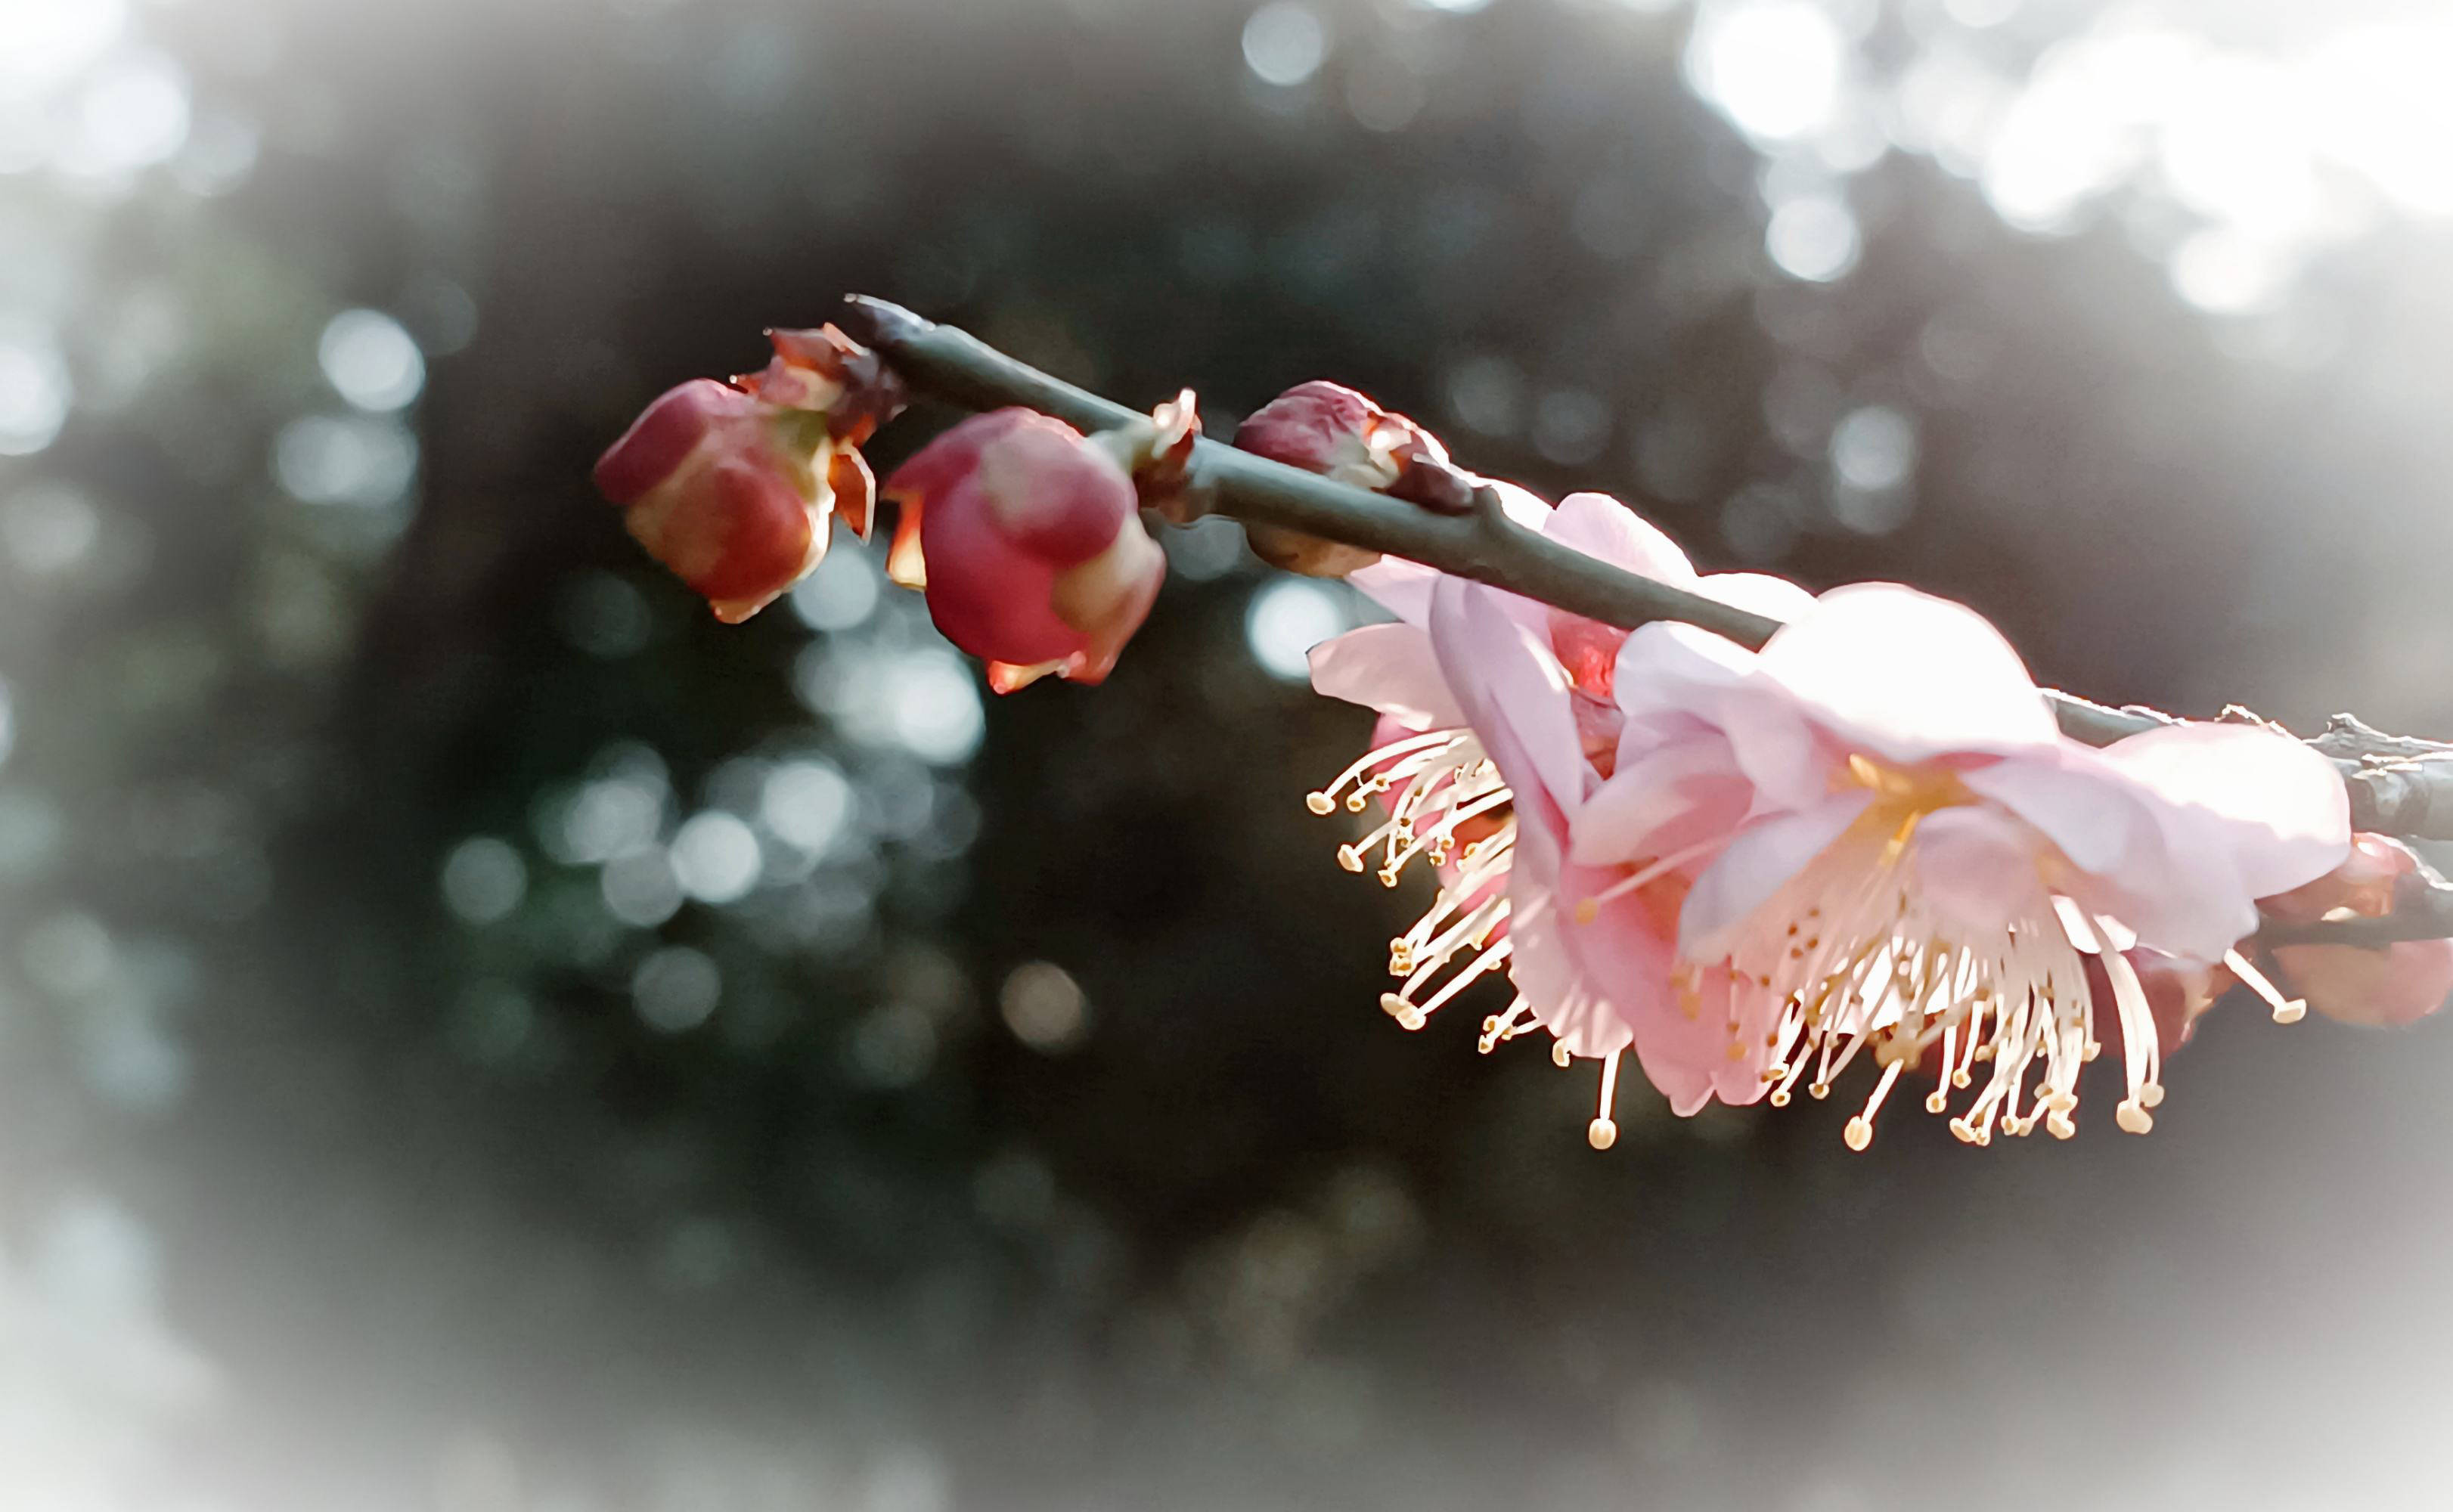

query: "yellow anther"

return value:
[1843, 1117, 1872, 1152]
[1305, 792, 1335, 815]
[1587, 1118, 1618, 1151]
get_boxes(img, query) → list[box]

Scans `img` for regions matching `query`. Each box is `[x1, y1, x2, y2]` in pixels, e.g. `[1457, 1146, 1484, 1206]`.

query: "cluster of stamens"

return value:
[1680, 776, 2306, 1151]
[1315, 739, 2312, 1155]
[1306, 726, 1536, 1046]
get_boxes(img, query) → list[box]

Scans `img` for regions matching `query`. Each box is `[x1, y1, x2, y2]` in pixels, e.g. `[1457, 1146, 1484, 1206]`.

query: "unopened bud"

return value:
[2262, 832, 2453, 1027]
[2272, 938, 2453, 1027]
[596, 325, 903, 623]
[1232, 380, 1460, 578]
[884, 409, 1166, 692]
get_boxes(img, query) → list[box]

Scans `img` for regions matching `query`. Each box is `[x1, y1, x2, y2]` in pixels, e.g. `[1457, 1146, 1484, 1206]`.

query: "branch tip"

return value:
[839, 294, 934, 349]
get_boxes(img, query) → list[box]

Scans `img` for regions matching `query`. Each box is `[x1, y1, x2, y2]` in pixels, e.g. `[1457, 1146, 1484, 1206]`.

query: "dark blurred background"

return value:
[8, 0, 2453, 1507]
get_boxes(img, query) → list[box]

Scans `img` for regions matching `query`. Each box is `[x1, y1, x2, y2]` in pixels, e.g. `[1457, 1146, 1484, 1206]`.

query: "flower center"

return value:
[1841, 751, 1974, 813]
[1694, 786, 2169, 1152]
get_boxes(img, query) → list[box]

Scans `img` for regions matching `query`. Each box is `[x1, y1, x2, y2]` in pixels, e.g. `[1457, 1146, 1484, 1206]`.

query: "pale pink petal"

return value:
[1960, 748, 2159, 875]
[1633, 1016, 1720, 1116]
[1428, 577, 1589, 815]
[1912, 807, 2052, 937]
[1347, 557, 1436, 625]
[1754, 584, 2059, 767]
[2094, 722, 2352, 898]
[1571, 736, 1753, 867]
[1678, 792, 1875, 958]
[1306, 623, 1465, 730]
[1694, 569, 1815, 624]
[1487, 480, 1555, 530]
[1611, 624, 1831, 810]
[2006, 760, 2264, 962]
[1505, 779, 1691, 1066]
[1542, 492, 1698, 583]
[1577, 967, 1773, 1117]
[1611, 622, 1757, 724]
[1707, 978, 1780, 1108]
[1509, 906, 1636, 1059]
[2065, 844, 2260, 965]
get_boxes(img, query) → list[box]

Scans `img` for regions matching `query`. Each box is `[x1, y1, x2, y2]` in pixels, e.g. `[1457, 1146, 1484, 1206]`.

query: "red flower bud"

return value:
[2271, 937, 2453, 1027]
[1235, 380, 1441, 490]
[1232, 381, 1461, 577]
[594, 379, 828, 624]
[596, 326, 903, 624]
[883, 410, 1166, 692]
[2262, 832, 2414, 923]
[2265, 833, 2453, 1026]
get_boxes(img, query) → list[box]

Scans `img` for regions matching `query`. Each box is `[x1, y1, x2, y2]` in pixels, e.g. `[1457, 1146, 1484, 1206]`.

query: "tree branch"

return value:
[842, 296, 1794, 652]
[836, 294, 2453, 899]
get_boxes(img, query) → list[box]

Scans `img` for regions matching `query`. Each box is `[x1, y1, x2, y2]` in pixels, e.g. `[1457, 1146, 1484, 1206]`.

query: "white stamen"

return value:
[1589, 1049, 1622, 1150]
[1691, 792, 2159, 1150]
[1575, 836, 1724, 924]
[2224, 948, 2306, 1024]
[1307, 730, 1462, 814]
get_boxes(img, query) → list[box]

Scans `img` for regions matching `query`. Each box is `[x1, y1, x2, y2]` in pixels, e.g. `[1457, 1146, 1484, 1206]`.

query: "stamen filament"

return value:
[1589, 1050, 1622, 1150]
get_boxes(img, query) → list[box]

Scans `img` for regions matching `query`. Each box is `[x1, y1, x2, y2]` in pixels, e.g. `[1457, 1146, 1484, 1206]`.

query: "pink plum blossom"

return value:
[882, 410, 1167, 692]
[1307, 491, 1813, 1145]
[1583, 584, 2350, 1148]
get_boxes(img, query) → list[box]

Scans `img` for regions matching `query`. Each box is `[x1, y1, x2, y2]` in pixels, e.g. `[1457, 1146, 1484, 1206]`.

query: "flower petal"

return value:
[1679, 792, 1875, 958]
[1571, 735, 1752, 867]
[1694, 569, 1814, 624]
[2092, 722, 2352, 898]
[1755, 584, 2059, 766]
[1632, 968, 1771, 1114]
[1610, 621, 1843, 810]
[1633, 1018, 1720, 1116]
[1346, 557, 1436, 626]
[1971, 751, 2262, 963]
[1912, 807, 2053, 937]
[1428, 577, 1589, 816]
[1306, 624, 1465, 730]
[1611, 622, 1757, 725]
[1542, 492, 1698, 582]
[1960, 748, 2160, 877]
